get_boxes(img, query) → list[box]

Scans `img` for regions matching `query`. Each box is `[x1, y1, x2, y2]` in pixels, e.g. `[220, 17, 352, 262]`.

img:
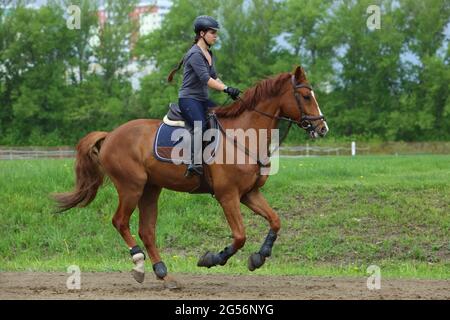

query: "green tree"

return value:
[0, 5, 75, 144]
[61, 0, 100, 84]
[321, 0, 408, 139]
[216, 0, 280, 87]
[395, 0, 450, 140]
[273, 0, 335, 83]
[1, 0, 448, 145]
[95, 0, 139, 94]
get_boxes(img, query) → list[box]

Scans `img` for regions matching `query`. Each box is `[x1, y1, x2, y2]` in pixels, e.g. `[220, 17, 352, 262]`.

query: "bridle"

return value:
[251, 74, 326, 135]
[291, 75, 326, 130]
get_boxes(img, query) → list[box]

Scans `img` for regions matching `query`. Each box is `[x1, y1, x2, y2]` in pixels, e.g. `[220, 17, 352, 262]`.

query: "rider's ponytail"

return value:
[167, 34, 202, 83]
[167, 59, 184, 83]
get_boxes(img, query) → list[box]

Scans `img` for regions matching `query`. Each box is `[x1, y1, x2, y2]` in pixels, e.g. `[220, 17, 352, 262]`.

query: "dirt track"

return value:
[0, 272, 448, 300]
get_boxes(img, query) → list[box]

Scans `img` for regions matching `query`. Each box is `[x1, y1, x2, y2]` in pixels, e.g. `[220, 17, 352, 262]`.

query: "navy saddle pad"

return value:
[153, 114, 221, 164]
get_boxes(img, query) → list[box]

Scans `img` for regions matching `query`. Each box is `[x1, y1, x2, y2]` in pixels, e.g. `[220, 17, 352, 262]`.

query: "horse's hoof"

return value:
[197, 251, 216, 268]
[248, 253, 266, 271]
[162, 276, 182, 290]
[131, 269, 145, 283]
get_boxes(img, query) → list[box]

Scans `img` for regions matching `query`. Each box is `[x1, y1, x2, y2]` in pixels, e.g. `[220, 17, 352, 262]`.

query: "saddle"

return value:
[163, 103, 187, 128]
[153, 103, 221, 194]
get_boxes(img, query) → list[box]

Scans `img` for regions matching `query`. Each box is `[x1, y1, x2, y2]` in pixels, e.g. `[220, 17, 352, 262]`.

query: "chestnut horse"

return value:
[53, 66, 328, 289]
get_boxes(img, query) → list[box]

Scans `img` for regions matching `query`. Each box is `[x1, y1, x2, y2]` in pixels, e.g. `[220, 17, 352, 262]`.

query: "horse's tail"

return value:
[53, 131, 109, 213]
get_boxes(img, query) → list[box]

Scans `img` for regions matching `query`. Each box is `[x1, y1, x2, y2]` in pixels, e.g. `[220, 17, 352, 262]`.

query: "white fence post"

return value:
[351, 141, 356, 156]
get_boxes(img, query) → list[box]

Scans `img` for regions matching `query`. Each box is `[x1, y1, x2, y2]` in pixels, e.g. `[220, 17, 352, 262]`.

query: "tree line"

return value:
[0, 0, 449, 146]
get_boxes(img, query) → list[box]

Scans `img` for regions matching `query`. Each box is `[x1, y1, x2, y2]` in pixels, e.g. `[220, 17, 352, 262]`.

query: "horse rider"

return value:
[168, 15, 241, 177]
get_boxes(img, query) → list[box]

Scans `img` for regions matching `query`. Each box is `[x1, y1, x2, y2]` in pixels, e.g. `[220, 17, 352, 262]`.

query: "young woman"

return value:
[168, 15, 240, 176]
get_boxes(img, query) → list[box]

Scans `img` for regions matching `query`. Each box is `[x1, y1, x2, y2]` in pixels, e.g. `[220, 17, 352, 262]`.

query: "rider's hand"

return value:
[223, 86, 241, 100]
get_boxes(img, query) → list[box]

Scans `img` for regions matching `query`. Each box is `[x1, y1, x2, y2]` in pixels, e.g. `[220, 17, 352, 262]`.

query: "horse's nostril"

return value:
[320, 127, 328, 135]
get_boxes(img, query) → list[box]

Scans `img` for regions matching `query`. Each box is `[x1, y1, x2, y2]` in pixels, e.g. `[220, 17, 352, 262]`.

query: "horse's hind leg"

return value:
[241, 189, 280, 271]
[138, 184, 180, 289]
[111, 180, 146, 283]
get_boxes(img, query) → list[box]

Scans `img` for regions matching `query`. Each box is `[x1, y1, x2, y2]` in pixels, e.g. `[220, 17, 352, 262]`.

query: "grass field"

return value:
[0, 155, 449, 279]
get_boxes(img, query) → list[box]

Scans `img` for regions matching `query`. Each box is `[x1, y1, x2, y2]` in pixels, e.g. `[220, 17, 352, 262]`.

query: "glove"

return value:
[223, 86, 241, 100]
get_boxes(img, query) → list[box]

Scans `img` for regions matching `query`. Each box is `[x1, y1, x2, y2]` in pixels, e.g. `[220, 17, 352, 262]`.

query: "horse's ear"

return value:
[293, 65, 306, 82]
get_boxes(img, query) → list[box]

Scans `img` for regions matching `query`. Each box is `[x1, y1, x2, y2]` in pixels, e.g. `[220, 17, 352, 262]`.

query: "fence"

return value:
[1, 141, 449, 160]
[0, 143, 364, 160]
[0, 147, 75, 160]
[279, 142, 369, 157]
[279, 141, 450, 157]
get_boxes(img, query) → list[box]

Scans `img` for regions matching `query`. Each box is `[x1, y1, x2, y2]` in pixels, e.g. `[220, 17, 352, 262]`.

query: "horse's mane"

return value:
[214, 73, 291, 118]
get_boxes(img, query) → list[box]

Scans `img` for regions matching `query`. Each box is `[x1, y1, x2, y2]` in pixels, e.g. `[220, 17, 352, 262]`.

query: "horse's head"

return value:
[279, 66, 329, 138]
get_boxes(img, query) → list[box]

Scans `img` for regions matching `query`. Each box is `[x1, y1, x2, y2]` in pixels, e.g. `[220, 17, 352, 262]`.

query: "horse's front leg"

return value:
[241, 189, 280, 271]
[197, 192, 246, 268]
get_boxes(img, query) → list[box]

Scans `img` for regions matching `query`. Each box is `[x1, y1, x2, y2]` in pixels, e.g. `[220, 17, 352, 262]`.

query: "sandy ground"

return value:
[0, 272, 448, 300]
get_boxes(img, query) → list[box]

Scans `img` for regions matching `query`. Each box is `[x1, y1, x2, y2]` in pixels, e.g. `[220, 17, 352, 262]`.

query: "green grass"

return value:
[0, 155, 449, 279]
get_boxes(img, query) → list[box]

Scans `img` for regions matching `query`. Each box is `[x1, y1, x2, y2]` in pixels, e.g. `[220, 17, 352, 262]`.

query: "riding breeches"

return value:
[178, 98, 216, 164]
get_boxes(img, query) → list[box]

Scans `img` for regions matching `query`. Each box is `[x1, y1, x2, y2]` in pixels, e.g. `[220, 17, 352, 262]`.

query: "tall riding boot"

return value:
[185, 126, 203, 177]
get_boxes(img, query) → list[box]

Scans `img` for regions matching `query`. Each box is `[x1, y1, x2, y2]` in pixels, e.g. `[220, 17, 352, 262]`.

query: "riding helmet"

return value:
[194, 15, 220, 33]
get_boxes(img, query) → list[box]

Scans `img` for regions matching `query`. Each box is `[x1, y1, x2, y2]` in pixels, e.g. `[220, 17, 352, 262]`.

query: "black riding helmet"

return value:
[194, 15, 220, 33]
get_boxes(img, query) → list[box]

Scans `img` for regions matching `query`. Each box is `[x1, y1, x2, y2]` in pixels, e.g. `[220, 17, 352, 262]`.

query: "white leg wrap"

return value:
[132, 253, 145, 273]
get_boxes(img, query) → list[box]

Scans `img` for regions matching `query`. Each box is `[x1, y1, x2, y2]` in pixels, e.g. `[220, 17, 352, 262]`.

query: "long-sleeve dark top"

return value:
[178, 44, 217, 101]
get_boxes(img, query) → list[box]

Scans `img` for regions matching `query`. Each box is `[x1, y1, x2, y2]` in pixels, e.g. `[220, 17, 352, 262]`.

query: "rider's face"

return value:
[203, 29, 218, 45]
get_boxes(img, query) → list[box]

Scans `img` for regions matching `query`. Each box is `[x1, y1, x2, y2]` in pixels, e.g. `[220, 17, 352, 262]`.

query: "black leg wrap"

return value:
[248, 253, 266, 271]
[197, 252, 218, 268]
[248, 230, 277, 272]
[198, 245, 236, 268]
[130, 245, 146, 259]
[259, 229, 277, 257]
[217, 245, 236, 266]
[153, 261, 167, 279]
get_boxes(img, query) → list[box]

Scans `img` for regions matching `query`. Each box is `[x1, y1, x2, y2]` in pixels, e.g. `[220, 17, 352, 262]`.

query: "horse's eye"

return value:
[303, 95, 311, 100]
